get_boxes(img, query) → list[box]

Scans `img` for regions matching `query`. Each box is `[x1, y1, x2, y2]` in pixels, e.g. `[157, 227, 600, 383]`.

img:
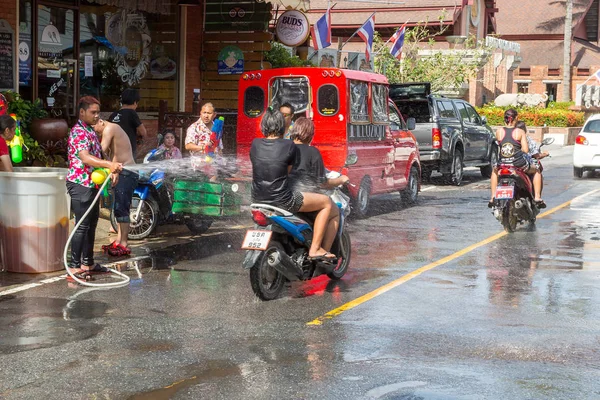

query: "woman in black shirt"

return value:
[289, 117, 349, 252]
[250, 108, 337, 261]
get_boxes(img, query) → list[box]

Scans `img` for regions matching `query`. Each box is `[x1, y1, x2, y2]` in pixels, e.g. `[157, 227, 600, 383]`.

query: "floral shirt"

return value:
[185, 118, 212, 157]
[158, 144, 182, 160]
[67, 120, 103, 187]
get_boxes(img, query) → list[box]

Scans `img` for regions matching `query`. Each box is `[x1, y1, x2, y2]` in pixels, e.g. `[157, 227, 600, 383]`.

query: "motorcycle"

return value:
[241, 171, 353, 301]
[491, 137, 554, 232]
[109, 147, 213, 239]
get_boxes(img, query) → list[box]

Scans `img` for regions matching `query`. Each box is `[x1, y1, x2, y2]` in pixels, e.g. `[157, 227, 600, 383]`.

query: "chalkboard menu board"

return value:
[0, 20, 15, 91]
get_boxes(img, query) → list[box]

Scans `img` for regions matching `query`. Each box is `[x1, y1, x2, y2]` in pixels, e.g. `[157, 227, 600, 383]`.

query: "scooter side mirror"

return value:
[345, 153, 358, 166]
[542, 137, 555, 146]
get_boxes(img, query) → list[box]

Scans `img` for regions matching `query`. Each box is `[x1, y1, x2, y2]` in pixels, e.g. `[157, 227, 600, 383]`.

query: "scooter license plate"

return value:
[241, 230, 273, 250]
[496, 185, 515, 200]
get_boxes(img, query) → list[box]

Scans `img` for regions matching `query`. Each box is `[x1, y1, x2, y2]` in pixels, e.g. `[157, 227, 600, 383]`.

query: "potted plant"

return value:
[2, 90, 67, 167]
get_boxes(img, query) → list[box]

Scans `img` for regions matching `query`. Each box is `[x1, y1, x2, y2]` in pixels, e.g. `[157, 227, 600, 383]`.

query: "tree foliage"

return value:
[265, 42, 312, 68]
[373, 19, 491, 93]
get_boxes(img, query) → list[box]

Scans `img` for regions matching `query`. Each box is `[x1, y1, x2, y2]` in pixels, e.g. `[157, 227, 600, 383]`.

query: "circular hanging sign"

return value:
[275, 10, 310, 47]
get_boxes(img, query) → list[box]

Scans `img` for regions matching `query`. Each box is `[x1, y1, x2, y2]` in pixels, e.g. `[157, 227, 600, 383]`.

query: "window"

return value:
[517, 83, 529, 93]
[270, 76, 309, 115]
[372, 84, 388, 123]
[465, 104, 481, 124]
[437, 100, 457, 119]
[79, 2, 180, 111]
[395, 101, 430, 123]
[350, 80, 369, 123]
[244, 86, 264, 117]
[456, 102, 469, 123]
[583, 119, 600, 133]
[317, 84, 339, 116]
[388, 104, 405, 129]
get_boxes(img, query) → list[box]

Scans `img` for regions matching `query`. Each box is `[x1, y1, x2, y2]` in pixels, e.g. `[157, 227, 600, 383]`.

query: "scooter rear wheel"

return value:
[501, 201, 518, 233]
[328, 230, 351, 280]
[250, 241, 286, 301]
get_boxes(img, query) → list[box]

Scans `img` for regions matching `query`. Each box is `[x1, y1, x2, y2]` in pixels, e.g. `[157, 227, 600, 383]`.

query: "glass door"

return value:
[37, 5, 77, 117]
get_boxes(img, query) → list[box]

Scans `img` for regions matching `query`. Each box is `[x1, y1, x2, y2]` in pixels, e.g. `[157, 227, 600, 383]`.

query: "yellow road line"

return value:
[307, 188, 600, 326]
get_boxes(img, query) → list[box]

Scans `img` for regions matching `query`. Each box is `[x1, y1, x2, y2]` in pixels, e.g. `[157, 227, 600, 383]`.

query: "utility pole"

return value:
[562, 0, 573, 101]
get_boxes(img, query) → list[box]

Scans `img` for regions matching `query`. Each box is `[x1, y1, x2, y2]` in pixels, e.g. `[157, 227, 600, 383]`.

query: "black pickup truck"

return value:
[389, 82, 497, 185]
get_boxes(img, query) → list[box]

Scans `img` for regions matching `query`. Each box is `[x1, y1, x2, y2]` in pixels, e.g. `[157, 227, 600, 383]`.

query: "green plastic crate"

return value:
[174, 180, 223, 194]
[172, 203, 241, 216]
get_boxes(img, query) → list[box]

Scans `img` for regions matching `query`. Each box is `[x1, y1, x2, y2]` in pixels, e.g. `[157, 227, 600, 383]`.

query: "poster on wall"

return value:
[308, 48, 338, 67]
[0, 19, 16, 91]
[347, 52, 373, 71]
[217, 45, 244, 75]
[18, 23, 31, 86]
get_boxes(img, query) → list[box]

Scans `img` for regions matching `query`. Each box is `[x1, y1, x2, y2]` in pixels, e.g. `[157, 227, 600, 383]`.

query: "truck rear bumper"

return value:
[419, 151, 441, 161]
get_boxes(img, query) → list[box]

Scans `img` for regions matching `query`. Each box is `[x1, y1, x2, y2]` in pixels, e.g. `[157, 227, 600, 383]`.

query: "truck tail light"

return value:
[432, 128, 442, 149]
[575, 135, 588, 145]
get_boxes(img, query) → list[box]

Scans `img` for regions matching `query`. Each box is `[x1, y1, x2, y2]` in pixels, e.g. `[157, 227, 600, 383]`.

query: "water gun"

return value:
[206, 116, 224, 158]
[8, 114, 23, 164]
[91, 168, 111, 196]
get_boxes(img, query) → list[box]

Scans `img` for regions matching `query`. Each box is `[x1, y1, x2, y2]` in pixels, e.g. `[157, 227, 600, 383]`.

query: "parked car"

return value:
[389, 82, 497, 185]
[573, 114, 600, 178]
[236, 67, 421, 218]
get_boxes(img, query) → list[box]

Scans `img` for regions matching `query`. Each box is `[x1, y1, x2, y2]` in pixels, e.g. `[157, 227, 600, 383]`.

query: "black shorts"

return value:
[113, 169, 139, 223]
[281, 191, 304, 213]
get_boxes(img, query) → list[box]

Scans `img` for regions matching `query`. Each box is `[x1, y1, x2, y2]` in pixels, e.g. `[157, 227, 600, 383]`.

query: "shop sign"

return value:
[205, 0, 272, 32]
[218, 46, 244, 75]
[275, 10, 310, 47]
[0, 19, 15, 91]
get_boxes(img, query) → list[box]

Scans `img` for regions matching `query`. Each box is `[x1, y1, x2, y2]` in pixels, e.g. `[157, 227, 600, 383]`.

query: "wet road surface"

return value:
[1, 146, 600, 399]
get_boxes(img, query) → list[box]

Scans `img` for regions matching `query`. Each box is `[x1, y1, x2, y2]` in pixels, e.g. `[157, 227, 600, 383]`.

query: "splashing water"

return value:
[122, 155, 246, 180]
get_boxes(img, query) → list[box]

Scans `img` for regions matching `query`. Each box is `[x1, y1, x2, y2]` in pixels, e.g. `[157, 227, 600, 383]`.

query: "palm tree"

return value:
[562, 0, 573, 102]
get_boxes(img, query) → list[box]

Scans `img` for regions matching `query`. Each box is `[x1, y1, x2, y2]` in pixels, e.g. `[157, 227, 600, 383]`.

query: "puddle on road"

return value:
[0, 296, 108, 354]
[127, 360, 241, 400]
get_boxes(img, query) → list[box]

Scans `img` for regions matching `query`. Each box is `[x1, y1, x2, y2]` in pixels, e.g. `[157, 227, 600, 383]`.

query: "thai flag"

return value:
[311, 9, 332, 50]
[357, 15, 376, 62]
[594, 69, 600, 83]
[389, 26, 406, 60]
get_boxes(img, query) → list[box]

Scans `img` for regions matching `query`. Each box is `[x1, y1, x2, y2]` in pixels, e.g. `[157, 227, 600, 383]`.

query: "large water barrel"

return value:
[0, 167, 69, 273]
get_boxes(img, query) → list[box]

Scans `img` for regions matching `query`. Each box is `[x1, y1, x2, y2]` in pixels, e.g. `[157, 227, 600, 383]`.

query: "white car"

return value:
[573, 114, 600, 178]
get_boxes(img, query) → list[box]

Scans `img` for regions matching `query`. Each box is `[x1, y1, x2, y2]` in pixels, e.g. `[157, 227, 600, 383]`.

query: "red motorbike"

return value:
[491, 138, 553, 232]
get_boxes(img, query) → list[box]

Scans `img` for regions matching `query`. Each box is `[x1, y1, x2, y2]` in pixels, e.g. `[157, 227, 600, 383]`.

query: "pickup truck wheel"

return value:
[444, 150, 464, 186]
[480, 147, 497, 179]
[401, 166, 419, 205]
[353, 178, 371, 218]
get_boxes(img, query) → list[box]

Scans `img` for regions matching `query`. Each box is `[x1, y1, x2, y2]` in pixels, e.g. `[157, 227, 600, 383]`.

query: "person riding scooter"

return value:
[288, 117, 349, 253]
[489, 109, 545, 209]
[516, 121, 549, 204]
[249, 107, 337, 262]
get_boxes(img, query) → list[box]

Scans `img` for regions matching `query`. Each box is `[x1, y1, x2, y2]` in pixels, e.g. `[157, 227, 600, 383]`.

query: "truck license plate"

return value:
[495, 186, 515, 200]
[241, 230, 272, 250]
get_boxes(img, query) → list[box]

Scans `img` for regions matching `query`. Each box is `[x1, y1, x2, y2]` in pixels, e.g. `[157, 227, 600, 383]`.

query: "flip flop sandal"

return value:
[67, 270, 95, 282]
[107, 243, 131, 257]
[308, 252, 338, 262]
[85, 264, 111, 274]
[102, 241, 117, 253]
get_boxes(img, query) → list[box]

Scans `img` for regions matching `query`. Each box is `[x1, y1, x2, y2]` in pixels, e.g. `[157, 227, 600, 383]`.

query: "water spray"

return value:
[63, 171, 130, 288]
